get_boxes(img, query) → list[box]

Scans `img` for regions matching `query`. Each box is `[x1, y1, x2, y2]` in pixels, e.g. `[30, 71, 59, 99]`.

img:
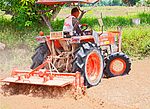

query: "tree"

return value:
[122, 0, 140, 6]
[97, 0, 109, 6]
[0, 0, 62, 30]
[145, 0, 150, 6]
[112, 0, 121, 5]
[108, 0, 113, 5]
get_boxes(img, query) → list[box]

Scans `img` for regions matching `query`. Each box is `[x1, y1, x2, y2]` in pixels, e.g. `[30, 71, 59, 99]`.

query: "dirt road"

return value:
[0, 49, 150, 109]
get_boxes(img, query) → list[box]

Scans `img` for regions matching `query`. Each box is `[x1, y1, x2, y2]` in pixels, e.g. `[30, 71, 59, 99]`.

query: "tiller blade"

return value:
[1, 57, 86, 95]
[1, 69, 84, 88]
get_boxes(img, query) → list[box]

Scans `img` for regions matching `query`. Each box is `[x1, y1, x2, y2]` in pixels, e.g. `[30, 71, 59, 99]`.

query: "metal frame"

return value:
[1, 56, 86, 92]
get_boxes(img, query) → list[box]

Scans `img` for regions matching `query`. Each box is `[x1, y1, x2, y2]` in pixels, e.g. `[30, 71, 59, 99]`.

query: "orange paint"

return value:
[109, 58, 126, 75]
[86, 52, 101, 82]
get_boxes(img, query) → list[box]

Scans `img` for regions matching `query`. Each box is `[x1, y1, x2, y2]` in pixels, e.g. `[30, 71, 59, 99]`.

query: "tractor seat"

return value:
[63, 32, 72, 38]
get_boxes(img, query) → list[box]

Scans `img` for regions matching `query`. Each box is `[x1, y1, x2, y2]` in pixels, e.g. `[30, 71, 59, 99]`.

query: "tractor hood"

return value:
[36, 0, 99, 5]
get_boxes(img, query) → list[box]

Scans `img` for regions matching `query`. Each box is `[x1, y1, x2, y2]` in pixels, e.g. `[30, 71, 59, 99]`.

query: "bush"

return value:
[51, 19, 64, 31]
[0, 0, 62, 29]
[137, 13, 150, 24]
[103, 16, 132, 27]
[122, 25, 150, 57]
[0, 12, 150, 57]
[0, 17, 39, 49]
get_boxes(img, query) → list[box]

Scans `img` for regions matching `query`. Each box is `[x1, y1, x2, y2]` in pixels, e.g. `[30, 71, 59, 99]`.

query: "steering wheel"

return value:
[81, 24, 89, 33]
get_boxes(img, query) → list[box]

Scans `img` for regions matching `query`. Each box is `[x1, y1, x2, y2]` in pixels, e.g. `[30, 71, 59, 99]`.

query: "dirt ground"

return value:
[0, 49, 150, 109]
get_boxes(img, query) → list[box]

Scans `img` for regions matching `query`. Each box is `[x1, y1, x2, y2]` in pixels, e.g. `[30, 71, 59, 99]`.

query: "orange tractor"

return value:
[1, 0, 131, 89]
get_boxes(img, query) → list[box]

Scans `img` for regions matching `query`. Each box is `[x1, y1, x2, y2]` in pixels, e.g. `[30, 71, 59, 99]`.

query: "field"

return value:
[58, 6, 150, 18]
[0, 49, 150, 109]
[0, 6, 150, 56]
[0, 6, 150, 109]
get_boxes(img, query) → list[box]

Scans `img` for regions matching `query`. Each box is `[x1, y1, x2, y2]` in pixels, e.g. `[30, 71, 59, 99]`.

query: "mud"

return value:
[0, 49, 150, 109]
[1, 83, 73, 98]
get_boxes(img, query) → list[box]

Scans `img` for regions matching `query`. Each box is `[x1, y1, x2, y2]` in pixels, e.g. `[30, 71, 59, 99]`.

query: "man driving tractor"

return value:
[59, 7, 88, 52]
[63, 7, 87, 36]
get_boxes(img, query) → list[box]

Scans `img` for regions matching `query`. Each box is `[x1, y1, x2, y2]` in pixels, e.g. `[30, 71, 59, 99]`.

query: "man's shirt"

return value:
[63, 15, 82, 36]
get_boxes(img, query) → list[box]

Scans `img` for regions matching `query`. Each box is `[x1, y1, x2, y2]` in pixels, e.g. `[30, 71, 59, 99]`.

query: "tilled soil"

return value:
[0, 49, 150, 109]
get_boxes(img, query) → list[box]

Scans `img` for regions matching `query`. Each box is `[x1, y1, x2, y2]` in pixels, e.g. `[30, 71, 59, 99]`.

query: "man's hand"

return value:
[82, 24, 88, 26]
[81, 24, 88, 33]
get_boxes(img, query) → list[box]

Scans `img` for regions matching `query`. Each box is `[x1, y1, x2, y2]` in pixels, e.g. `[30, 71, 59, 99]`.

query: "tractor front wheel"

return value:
[104, 52, 131, 78]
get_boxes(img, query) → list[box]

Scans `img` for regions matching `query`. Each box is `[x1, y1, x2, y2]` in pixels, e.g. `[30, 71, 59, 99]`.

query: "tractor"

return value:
[1, 0, 131, 90]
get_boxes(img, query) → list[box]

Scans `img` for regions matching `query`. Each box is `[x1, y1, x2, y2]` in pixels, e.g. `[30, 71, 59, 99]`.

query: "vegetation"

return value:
[122, 25, 150, 57]
[0, 6, 150, 57]
[0, 0, 148, 30]
[145, 0, 150, 6]
[122, 0, 140, 6]
[0, 0, 62, 29]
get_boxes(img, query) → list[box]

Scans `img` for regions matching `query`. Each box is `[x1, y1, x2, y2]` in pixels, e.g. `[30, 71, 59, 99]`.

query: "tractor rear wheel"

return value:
[104, 52, 131, 77]
[72, 42, 104, 88]
[30, 43, 50, 69]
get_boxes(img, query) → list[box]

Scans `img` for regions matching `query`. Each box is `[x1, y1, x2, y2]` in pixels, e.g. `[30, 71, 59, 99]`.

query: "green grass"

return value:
[0, 48, 33, 78]
[122, 25, 150, 57]
[1, 18, 149, 57]
[0, 16, 40, 49]
[0, 6, 150, 57]
[0, 25, 38, 49]
[48, 12, 150, 32]
[58, 6, 150, 19]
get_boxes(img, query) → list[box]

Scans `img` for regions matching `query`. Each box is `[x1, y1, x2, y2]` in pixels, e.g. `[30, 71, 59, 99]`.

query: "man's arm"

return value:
[72, 17, 82, 35]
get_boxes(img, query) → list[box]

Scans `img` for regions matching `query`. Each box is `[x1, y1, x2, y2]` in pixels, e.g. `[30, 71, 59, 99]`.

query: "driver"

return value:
[60, 7, 87, 52]
[63, 7, 86, 36]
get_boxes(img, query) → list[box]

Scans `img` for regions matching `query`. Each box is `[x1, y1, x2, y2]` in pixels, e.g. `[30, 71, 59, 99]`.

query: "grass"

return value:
[0, 16, 39, 49]
[0, 48, 33, 78]
[57, 6, 150, 19]
[122, 25, 150, 57]
[0, 26, 38, 49]
[0, 6, 150, 57]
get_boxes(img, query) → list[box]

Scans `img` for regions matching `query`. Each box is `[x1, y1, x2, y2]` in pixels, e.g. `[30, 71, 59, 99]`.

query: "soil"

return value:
[0, 49, 150, 109]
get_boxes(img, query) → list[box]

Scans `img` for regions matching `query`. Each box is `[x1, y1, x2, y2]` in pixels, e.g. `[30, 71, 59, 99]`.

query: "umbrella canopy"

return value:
[36, 0, 99, 5]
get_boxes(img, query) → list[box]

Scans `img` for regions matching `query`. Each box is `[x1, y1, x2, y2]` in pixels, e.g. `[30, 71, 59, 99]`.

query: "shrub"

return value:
[122, 25, 150, 57]
[0, 13, 150, 57]
[137, 12, 150, 24]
